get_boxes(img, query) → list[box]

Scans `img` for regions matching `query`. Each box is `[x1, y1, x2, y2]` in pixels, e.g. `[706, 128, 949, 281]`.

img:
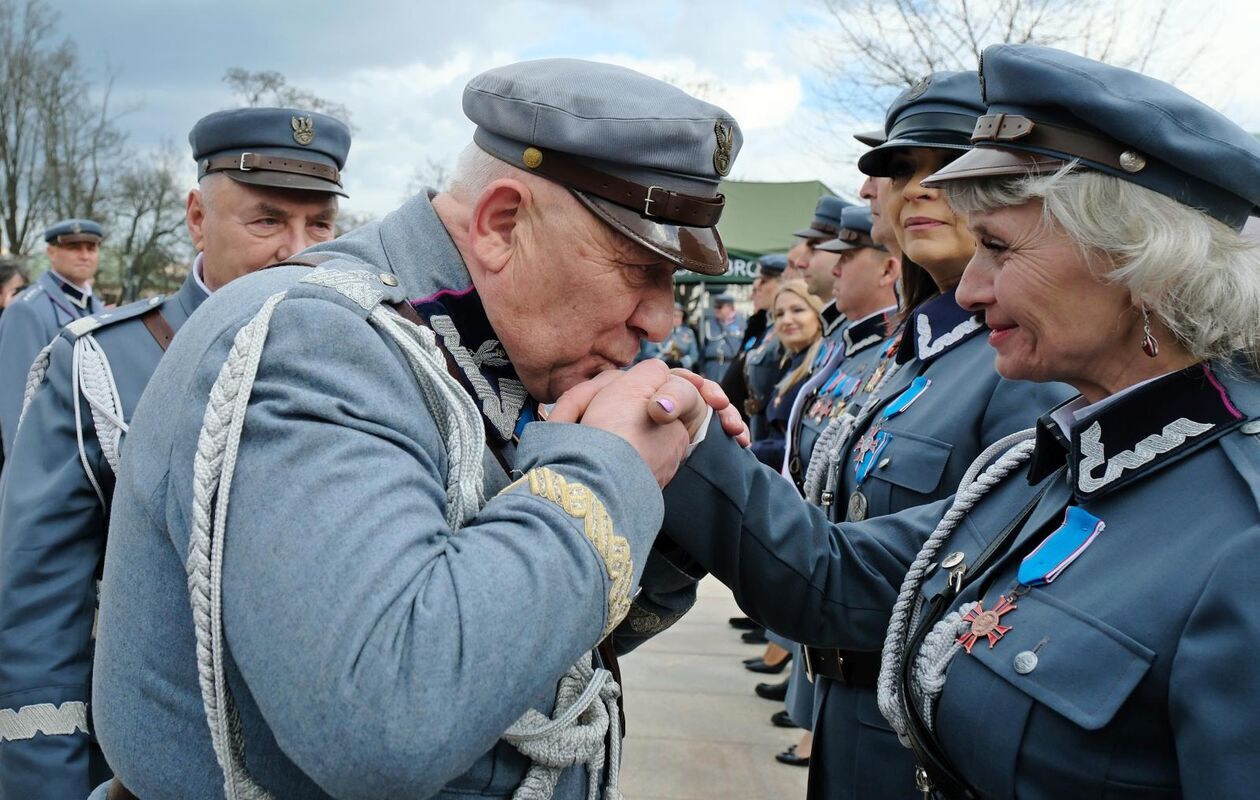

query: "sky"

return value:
[52, 0, 1260, 220]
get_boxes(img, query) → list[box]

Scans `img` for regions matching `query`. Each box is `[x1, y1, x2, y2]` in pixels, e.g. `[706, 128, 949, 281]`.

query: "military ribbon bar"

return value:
[1018, 505, 1105, 587]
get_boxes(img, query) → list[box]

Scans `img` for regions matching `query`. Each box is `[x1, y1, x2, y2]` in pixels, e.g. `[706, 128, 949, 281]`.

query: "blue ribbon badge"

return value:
[853, 376, 931, 484]
[1018, 506, 1105, 587]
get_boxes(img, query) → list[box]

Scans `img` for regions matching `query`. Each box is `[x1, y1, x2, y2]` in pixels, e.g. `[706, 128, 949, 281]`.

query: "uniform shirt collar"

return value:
[895, 288, 984, 364]
[841, 305, 897, 356]
[1027, 362, 1246, 500]
[821, 300, 845, 335]
[191, 252, 213, 299]
[48, 269, 93, 308]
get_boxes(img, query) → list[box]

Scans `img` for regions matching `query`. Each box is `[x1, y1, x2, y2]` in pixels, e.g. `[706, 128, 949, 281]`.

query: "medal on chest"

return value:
[956, 506, 1106, 654]
[846, 376, 931, 520]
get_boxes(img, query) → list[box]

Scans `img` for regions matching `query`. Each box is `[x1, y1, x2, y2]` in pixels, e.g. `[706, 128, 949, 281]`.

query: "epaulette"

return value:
[16, 284, 45, 303]
[61, 294, 167, 341]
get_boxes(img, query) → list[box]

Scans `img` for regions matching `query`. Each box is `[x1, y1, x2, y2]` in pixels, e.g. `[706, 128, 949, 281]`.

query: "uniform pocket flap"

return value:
[868, 429, 953, 494]
[969, 589, 1153, 730]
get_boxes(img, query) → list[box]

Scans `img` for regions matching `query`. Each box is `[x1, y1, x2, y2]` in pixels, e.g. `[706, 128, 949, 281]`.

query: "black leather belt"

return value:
[802, 646, 882, 687]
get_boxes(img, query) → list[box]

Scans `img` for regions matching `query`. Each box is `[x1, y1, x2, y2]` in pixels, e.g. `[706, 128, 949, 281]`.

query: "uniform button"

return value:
[380, 273, 399, 287]
[1013, 650, 1039, 675]
[941, 551, 965, 569]
[1241, 420, 1260, 435]
[878, 457, 891, 469]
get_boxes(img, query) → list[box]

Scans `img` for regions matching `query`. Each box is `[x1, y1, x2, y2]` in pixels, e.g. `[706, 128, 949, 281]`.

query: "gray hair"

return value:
[944, 166, 1260, 369]
[448, 143, 522, 203]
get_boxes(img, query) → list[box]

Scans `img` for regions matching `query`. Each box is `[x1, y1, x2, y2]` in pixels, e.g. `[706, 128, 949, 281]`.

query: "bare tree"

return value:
[404, 156, 452, 198]
[0, 0, 131, 255]
[104, 147, 190, 303]
[223, 68, 353, 127]
[334, 208, 375, 238]
[808, 0, 1198, 149]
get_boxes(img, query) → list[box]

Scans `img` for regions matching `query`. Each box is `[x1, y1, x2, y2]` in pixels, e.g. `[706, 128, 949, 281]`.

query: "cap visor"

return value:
[791, 227, 835, 240]
[922, 148, 1067, 187]
[853, 129, 885, 147]
[226, 169, 348, 198]
[857, 137, 973, 177]
[815, 238, 858, 253]
[574, 192, 728, 276]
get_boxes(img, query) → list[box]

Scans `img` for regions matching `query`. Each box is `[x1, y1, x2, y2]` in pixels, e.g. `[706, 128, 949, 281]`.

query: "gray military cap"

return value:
[463, 59, 743, 275]
[858, 70, 984, 177]
[191, 107, 352, 197]
[925, 44, 1260, 230]
[817, 206, 885, 253]
[44, 218, 104, 245]
[793, 195, 850, 240]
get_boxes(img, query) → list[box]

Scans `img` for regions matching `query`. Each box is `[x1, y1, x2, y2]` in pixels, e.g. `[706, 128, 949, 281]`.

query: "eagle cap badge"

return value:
[292, 115, 315, 146]
[713, 121, 734, 176]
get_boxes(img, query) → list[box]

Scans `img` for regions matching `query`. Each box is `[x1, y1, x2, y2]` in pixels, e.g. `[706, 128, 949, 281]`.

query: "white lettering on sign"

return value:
[726, 258, 758, 280]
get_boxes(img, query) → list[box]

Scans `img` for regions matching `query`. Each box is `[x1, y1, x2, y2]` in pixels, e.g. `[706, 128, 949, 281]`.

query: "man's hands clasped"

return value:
[550, 360, 750, 488]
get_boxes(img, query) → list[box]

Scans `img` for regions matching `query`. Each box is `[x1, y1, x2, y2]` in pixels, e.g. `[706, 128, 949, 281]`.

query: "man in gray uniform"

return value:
[0, 219, 105, 459]
[89, 59, 743, 800]
[0, 106, 350, 800]
[639, 302, 699, 369]
[700, 292, 743, 380]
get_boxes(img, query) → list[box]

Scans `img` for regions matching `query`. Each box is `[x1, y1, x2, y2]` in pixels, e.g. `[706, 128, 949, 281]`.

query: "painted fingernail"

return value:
[656, 397, 676, 414]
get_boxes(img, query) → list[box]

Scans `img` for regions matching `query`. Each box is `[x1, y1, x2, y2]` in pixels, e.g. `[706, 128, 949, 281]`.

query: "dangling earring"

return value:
[1140, 307, 1159, 358]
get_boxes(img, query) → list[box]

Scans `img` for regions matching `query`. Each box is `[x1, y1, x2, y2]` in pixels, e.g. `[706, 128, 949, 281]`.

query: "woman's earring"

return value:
[1140, 307, 1159, 358]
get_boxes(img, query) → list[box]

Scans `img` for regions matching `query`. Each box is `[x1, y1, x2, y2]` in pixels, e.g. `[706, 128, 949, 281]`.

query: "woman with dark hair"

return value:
[0, 258, 28, 314]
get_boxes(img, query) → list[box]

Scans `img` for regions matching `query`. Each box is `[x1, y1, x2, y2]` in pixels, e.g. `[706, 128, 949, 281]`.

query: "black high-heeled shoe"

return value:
[744, 652, 791, 674]
[755, 679, 789, 701]
[775, 744, 810, 767]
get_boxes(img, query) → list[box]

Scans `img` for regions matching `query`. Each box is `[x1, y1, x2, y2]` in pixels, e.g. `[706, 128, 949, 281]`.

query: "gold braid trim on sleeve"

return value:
[522, 467, 633, 636]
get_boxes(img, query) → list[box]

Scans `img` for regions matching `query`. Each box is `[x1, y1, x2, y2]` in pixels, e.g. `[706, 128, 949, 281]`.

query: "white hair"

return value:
[944, 166, 1260, 370]
[447, 142, 521, 202]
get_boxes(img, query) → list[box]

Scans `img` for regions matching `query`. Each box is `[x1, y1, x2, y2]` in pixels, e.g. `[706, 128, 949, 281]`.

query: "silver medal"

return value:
[847, 491, 868, 521]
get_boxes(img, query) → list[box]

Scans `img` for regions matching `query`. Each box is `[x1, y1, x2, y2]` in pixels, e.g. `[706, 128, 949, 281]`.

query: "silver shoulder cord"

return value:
[187, 270, 622, 800]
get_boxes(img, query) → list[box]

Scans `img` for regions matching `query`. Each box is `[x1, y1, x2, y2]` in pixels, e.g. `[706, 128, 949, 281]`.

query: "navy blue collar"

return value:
[895, 288, 984, 365]
[1027, 363, 1247, 501]
[412, 288, 533, 444]
[842, 306, 896, 356]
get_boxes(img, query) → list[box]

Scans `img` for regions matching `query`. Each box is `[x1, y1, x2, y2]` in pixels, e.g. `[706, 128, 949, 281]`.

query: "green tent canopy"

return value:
[677, 179, 840, 285]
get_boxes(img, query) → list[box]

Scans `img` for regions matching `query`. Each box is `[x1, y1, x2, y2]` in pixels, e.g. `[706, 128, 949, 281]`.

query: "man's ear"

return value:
[469, 179, 532, 275]
[186, 188, 206, 253]
[880, 254, 902, 287]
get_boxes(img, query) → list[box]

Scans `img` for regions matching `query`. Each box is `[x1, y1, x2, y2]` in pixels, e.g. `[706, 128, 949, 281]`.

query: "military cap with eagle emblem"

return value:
[190, 107, 352, 197]
[43, 218, 104, 245]
[462, 58, 743, 275]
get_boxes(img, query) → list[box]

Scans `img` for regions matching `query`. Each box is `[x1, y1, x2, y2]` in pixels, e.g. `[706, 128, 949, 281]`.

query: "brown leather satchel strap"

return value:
[200, 152, 341, 184]
[107, 778, 140, 800]
[139, 308, 175, 352]
[520, 147, 724, 228]
[972, 113, 1143, 174]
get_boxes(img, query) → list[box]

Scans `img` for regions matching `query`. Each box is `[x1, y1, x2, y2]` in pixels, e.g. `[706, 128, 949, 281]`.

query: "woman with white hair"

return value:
[631, 43, 1260, 798]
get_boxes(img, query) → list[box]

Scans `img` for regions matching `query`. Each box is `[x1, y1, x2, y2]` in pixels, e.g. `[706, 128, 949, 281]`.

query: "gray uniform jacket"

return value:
[666, 290, 1072, 799]
[0, 274, 207, 799]
[661, 360, 1260, 799]
[91, 193, 664, 799]
[0, 271, 104, 458]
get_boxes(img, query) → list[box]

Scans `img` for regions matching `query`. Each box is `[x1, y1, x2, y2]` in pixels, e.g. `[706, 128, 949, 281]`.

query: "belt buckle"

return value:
[239, 152, 255, 172]
[803, 646, 817, 683]
[643, 185, 667, 217]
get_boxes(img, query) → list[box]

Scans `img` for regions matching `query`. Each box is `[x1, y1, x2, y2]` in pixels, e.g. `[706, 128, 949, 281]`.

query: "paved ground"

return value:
[619, 576, 810, 800]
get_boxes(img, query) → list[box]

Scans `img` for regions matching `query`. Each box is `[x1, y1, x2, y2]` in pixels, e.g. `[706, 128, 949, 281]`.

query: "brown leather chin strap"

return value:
[972, 114, 1144, 173]
[200, 152, 342, 185]
[520, 147, 724, 228]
